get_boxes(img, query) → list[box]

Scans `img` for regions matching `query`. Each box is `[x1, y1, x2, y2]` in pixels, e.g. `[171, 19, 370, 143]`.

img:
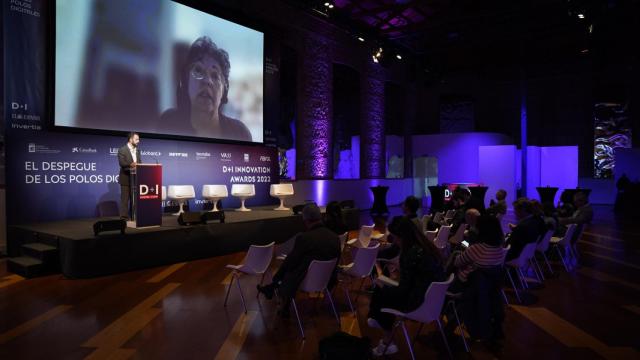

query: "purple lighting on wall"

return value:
[298, 35, 333, 179]
[361, 62, 385, 178]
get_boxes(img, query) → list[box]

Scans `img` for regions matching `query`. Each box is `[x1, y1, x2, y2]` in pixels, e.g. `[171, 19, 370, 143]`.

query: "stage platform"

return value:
[8, 207, 361, 278]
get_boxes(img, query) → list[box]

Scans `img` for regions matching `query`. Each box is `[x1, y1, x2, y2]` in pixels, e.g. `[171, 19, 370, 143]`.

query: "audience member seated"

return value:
[559, 192, 593, 227]
[376, 196, 421, 268]
[450, 215, 505, 292]
[257, 204, 340, 316]
[487, 189, 507, 217]
[367, 217, 445, 356]
[450, 188, 472, 235]
[464, 208, 481, 244]
[505, 198, 542, 261]
[323, 201, 347, 235]
[447, 215, 506, 348]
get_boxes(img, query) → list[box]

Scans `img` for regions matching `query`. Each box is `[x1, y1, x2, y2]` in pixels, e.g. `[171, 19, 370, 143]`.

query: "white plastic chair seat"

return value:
[231, 184, 256, 211]
[202, 185, 228, 212]
[270, 183, 294, 211]
[223, 242, 275, 313]
[347, 224, 375, 248]
[167, 185, 196, 215]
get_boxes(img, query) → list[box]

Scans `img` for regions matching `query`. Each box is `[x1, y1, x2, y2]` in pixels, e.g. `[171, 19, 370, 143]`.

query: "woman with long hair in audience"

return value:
[367, 216, 445, 356]
[323, 201, 347, 235]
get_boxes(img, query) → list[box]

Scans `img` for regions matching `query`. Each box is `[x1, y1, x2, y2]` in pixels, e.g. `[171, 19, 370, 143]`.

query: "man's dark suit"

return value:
[273, 224, 341, 299]
[506, 215, 542, 261]
[118, 144, 141, 218]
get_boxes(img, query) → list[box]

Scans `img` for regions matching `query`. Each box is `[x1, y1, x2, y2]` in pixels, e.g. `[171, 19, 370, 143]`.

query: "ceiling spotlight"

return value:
[577, 13, 585, 19]
[580, 48, 589, 54]
[396, 54, 402, 60]
[328, 4, 334, 8]
[372, 47, 384, 63]
[372, 55, 379, 63]
[357, 36, 365, 42]
[324, 2, 330, 6]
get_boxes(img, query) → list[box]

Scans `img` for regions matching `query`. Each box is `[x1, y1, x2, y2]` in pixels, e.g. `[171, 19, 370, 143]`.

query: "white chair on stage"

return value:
[161, 186, 167, 201]
[231, 184, 256, 211]
[167, 185, 195, 215]
[270, 183, 294, 211]
[202, 185, 228, 212]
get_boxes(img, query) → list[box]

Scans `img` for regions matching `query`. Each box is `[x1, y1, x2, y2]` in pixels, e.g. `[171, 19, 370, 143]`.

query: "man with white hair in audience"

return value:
[257, 204, 340, 317]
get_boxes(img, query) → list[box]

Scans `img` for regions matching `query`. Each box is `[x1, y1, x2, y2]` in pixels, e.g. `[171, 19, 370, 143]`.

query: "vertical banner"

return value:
[594, 103, 632, 179]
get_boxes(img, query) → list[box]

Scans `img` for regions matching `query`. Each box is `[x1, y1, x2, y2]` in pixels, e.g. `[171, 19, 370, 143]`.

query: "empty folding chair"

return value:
[550, 224, 577, 271]
[506, 242, 539, 297]
[534, 230, 555, 279]
[433, 225, 452, 253]
[347, 224, 375, 248]
[421, 214, 432, 233]
[339, 244, 380, 314]
[379, 274, 455, 359]
[449, 224, 467, 245]
[223, 242, 275, 313]
[290, 259, 340, 339]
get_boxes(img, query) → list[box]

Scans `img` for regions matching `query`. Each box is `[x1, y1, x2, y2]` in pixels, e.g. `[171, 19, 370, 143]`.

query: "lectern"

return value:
[128, 164, 162, 228]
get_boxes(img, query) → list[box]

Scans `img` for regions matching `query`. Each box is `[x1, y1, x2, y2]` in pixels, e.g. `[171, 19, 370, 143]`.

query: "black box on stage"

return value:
[178, 211, 204, 226]
[93, 219, 126, 236]
[201, 211, 225, 224]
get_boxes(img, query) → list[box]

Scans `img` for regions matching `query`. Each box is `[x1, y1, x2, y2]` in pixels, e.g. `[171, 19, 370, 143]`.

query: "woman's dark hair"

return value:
[476, 215, 504, 247]
[403, 196, 420, 214]
[325, 201, 343, 219]
[388, 216, 441, 261]
[177, 36, 231, 115]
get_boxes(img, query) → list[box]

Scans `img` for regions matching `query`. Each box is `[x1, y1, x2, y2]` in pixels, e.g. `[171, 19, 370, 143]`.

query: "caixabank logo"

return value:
[71, 147, 97, 154]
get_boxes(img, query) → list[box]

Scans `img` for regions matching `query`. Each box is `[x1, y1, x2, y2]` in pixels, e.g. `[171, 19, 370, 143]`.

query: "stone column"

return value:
[360, 62, 385, 178]
[296, 34, 332, 179]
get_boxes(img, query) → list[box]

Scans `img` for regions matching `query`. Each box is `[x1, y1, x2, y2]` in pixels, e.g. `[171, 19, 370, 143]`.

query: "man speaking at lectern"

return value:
[118, 132, 142, 219]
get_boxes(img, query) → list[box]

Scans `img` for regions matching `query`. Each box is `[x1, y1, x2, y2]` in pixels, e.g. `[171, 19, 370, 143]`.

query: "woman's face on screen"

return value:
[188, 57, 225, 115]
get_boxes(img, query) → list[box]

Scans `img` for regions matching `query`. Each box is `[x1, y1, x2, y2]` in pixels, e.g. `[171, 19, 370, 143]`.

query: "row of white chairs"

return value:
[162, 183, 294, 214]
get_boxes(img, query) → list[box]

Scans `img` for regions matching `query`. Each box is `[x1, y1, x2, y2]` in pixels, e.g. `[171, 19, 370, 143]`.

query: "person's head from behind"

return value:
[127, 132, 140, 147]
[402, 195, 420, 216]
[513, 198, 534, 221]
[325, 201, 342, 220]
[495, 189, 507, 202]
[465, 208, 481, 227]
[302, 203, 322, 229]
[530, 199, 544, 217]
[573, 192, 588, 208]
[452, 188, 470, 208]
[179, 36, 230, 119]
[476, 215, 504, 247]
[387, 216, 440, 260]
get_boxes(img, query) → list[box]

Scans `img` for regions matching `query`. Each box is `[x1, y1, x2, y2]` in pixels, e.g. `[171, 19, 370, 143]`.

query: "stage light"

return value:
[372, 47, 384, 64]
[580, 48, 589, 54]
[324, 2, 330, 6]
[328, 4, 334, 8]
[577, 13, 585, 19]
[358, 36, 365, 42]
[396, 54, 402, 60]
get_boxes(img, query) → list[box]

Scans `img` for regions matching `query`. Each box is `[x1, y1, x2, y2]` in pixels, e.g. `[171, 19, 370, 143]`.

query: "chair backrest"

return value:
[450, 223, 467, 244]
[299, 259, 338, 293]
[513, 242, 537, 267]
[167, 185, 195, 199]
[270, 183, 294, 196]
[501, 245, 511, 264]
[338, 232, 348, 252]
[444, 210, 456, 221]
[202, 184, 228, 198]
[536, 230, 554, 252]
[432, 212, 444, 224]
[406, 274, 455, 323]
[421, 215, 432, 233]
[348, 244, 380, 277]
[244, 242, 275, 274]
[559, 224, 577, 246]
[231, 184, 256, 196]
[358, 225, 375, 247]
[434, 225, 452, 249]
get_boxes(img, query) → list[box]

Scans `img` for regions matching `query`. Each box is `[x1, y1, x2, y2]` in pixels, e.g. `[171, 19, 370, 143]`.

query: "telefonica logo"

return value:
[142, 150, 162, 156]
[72, 147, 97, 154]
[169, 152, 188, 158]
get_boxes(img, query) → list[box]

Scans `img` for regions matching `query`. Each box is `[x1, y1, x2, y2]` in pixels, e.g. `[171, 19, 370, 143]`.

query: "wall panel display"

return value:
[594, 103, 631, 179]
